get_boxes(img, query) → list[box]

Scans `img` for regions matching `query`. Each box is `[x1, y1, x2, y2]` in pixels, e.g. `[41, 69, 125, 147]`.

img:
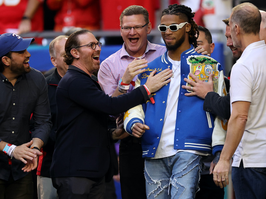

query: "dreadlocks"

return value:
[162, 4, 198, 48]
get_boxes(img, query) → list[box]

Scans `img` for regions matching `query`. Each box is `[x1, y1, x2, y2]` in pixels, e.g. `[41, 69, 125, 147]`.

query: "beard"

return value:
[164, 33, 185, 51]
[10, 61, 30, 76]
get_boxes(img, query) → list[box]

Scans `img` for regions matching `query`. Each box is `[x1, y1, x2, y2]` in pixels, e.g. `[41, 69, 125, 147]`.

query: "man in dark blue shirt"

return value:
[0, 33, 51, 199]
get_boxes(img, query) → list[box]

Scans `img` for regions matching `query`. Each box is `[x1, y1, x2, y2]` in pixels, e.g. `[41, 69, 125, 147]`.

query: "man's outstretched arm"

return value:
[204, 92, 230, 120]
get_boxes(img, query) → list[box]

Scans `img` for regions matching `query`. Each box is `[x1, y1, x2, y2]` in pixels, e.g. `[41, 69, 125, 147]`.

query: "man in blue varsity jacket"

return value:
[124, 4, 226, 199]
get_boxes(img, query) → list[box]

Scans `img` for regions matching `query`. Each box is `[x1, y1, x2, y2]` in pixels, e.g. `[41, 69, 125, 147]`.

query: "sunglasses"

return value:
[158, 22, 188, 32]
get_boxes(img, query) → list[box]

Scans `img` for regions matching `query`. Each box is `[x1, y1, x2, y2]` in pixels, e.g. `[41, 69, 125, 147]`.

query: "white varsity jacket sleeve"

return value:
[211, 69, 227, 154]
[124, 77, 145, 135]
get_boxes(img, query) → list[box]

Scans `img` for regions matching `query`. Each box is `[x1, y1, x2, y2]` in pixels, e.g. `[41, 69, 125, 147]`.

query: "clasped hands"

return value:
[12, 140, 42, 172]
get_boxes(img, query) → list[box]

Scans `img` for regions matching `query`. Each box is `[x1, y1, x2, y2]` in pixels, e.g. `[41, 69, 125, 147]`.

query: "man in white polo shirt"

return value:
[213, 3, 266, 199]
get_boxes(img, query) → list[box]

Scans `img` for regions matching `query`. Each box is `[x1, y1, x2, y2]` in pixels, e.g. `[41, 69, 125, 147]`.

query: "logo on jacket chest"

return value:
[141, 68, 163, 79]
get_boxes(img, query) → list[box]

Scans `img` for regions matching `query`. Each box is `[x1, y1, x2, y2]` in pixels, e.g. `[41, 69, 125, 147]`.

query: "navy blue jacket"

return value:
[204, 78, 231, 120]
[51, 65, 150, 180]
[37, 68, 61, 177]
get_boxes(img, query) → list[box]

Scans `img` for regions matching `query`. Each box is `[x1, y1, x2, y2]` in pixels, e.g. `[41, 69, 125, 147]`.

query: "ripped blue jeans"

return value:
[144, 151, 202, 199]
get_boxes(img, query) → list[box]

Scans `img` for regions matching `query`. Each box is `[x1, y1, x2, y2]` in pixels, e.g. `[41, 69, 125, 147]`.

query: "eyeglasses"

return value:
[121, 22, 149, 32]
[158, 22, 188, 32]
[75, 42, 102, 50]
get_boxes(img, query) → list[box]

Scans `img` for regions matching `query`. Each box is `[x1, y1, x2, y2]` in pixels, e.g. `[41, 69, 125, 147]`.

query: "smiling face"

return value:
[8, 49, 31, 75]
[225, 24, 242, 59]
[160, 14, 190, 52]
[229, 14, 243, 53]
[120, 14, 151, 57]
[75, 32, 101, 75]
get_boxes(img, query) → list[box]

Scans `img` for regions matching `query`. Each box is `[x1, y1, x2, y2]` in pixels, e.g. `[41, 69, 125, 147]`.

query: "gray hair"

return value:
[49, 35, 68, 58]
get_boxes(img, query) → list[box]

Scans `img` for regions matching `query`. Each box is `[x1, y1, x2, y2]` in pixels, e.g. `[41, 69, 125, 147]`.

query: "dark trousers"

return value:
[119, 138, 146, 199]
[52, 177, 105, 199]
[196, 174, 224, 199]
[104, 179, 117, 199]
[232, 161, 266, 199]
[0, 172, 33, 199]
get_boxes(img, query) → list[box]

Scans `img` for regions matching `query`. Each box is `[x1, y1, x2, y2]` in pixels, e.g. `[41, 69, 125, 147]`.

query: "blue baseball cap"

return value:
[0, 33, 34, 57]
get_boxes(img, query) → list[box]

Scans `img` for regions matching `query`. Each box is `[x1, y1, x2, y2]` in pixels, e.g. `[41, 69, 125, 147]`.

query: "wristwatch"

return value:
[22, 16, 30, 20]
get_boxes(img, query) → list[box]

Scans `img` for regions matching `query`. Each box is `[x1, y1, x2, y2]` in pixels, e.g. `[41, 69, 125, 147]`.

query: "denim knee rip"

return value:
[144, 155, 201, 199]
[144, 169, 169, 198]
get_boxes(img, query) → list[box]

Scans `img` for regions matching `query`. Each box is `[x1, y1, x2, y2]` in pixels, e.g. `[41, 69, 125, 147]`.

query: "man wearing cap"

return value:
[0, 33, 51, 199]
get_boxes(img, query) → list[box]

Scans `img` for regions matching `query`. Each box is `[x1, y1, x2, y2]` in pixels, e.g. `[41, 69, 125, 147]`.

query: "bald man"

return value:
[213, 3, 266, 199]
[183, 9, 266, 115]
